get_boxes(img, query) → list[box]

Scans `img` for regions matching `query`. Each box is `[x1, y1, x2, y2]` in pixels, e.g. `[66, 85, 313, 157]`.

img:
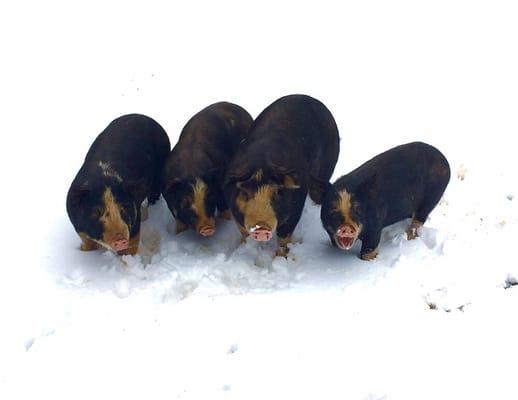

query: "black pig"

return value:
[224, 94, 340, 257]
[161, 102, 253, 236]
[319, 142, 450, 260]
[67, 114, 171, 255]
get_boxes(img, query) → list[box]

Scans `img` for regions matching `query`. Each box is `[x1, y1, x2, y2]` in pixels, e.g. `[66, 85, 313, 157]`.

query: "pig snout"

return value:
[249, 225, 273, 242]
[335, 224, 357, 250]
[110, 238, 129, 251]
[337, 225, 356, 237]
[198, 225, 215, 237]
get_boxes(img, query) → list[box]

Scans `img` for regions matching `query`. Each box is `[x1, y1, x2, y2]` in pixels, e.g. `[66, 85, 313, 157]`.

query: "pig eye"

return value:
[238, 190, 250, 201]
[91, 207, 104, 219]
[180, 197, 192, 209]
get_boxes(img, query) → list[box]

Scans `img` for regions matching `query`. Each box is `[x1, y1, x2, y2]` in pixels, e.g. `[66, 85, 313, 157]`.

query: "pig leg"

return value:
[406, 216, 423, 240]
[275, 193, 306, 257]
[175, 219, 188, 234]
[276, 235, 292, 258]
[237, 224, 248, 243]
[148, 176, 161, 205]
[216, 192, 231, 220]
[79, 233, 100, 251]
[411, 181, 448, 236]
[359, 227, 381, 261]
[117, 233, 140, 256]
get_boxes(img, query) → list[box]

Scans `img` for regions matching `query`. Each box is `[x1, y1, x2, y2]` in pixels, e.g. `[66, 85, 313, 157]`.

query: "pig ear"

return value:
[123, 179, 148, 201]
[268, 161, 294, 176]
[309, 176, 333, 204]
[224, 170, 251, 185]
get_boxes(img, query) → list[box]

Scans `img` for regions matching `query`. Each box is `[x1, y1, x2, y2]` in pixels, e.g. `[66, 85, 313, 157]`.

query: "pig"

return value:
[318, 142, 450, 260]
[161, 102, 253, 236]
[223, 94, 340, 257]
[66, 114, 171, 255]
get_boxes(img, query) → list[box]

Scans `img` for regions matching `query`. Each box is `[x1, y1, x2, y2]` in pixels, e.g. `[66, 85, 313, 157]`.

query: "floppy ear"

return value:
[123, 178, 148, 201]
[309, 176, 333, 205]
[224, 169, 251, 186]
[268, 160, 294, 176]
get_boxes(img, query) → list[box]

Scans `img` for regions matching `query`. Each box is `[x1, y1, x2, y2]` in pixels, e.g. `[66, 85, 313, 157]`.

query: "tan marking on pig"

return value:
[79, 233, 100, 251]
[236, 184, 278, 233]
[192, 178, 215, 232]
[276, 235, 292, 258]
[361, 248, 378, 261]
[406, 217, 423, 240]
[100, 187, 130, 247]
[334, 190, 362, 234]
[98, 161, 122, 182]
[117, 233, 140, 256]
[283, 175, 300, 189]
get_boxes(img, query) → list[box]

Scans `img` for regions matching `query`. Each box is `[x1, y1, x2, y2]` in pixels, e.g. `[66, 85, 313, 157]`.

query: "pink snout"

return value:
[198, 225, 215, 237]
[249, 227, 273, 242]
[335, 224, 357, 250]
[337, 225, 356, 238]
[111, 239, 129, 252]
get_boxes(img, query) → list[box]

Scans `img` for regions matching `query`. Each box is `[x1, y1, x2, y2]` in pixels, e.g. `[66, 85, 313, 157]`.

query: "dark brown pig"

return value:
[161, 102, 253, 236]
[66, 114, 171, 255]
[223, 94, 340, 257]
[318, 142, 450, 260]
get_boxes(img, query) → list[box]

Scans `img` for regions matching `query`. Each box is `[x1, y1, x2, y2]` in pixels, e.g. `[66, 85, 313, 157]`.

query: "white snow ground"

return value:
[2, 1, 518, 399]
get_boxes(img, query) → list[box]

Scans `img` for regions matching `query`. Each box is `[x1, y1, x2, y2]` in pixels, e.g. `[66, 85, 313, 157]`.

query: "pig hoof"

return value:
[80, 242, 100, 251]
[406, 228, 418, 240]
[117, 246, 138, 256]
[360, 249, 378, 261]
[218, 209, 232, 220]
[79, 234, 100, 251]
[275, 247, 289, 258]
[406, 219, 423, 240]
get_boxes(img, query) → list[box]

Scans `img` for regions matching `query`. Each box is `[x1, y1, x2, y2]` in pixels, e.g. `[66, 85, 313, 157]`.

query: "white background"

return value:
[1, 1, 517, 399]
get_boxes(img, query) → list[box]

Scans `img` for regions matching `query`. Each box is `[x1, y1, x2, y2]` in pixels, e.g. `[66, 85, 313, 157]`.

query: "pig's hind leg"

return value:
[408, 183, 446, 240]
[147, 176, 161, 205]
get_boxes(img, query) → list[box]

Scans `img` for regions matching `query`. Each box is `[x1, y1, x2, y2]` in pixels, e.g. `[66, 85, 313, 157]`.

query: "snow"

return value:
[2, 1, 518, 399]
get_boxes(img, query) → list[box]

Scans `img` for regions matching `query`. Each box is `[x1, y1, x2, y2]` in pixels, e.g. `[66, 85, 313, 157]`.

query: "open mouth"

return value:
[336, 235, 355, 250]
[335, 224, 357, 250]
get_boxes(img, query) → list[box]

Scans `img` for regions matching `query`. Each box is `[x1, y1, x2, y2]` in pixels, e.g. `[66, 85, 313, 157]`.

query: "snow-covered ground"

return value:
[2, 1, 518, 399]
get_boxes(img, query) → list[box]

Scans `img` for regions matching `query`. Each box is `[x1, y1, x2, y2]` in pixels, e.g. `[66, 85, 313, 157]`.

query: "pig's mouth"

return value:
[334, 224, 358, 250]
[249, 224, 273, 242]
